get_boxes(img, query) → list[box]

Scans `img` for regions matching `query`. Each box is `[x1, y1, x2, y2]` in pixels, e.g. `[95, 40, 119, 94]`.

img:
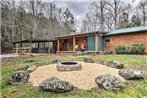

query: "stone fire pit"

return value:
[57, 61, 82, 71]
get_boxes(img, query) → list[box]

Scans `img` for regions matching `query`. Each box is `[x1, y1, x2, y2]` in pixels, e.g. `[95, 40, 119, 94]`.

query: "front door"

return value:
[88, 36, 95, 51]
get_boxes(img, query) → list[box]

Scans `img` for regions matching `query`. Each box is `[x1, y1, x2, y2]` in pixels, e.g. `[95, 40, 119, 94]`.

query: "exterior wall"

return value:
[104, 32, 147, 53]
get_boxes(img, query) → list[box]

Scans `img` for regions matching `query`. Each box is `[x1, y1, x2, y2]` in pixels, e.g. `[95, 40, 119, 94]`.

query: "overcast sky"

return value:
[54, 0, 141, 32]
[55, 1, 91, 32]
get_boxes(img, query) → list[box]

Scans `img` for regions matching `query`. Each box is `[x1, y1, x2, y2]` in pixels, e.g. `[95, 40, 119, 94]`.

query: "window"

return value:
[105, 37, 110, 42]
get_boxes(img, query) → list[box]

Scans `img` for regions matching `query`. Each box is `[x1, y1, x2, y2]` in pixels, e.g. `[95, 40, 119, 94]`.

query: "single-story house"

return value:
[13, 26, 147, 54]
[56, 26, 147, 53]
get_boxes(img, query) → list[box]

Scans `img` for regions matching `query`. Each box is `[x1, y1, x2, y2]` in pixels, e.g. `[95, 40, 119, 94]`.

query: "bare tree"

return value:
[138, 0, 147, 26]
[24, 0, 42, 38]
[104, 0, 130, 29]
[90, 0, 107, 30]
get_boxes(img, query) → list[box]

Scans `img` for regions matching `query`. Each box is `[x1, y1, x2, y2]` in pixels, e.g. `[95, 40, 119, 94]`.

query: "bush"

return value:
[115, 45, 126, 54]
[130, 44, 145, 54]
[125, 47, 131, 54]
[115, 44, 145, 54]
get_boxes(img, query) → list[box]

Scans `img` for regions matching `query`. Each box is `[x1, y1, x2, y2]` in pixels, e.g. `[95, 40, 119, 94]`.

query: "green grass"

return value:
[1, 55, 147, 98]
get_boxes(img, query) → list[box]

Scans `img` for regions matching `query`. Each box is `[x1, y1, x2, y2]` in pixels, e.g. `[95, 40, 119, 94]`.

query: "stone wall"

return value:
[104, 32, 147, 53]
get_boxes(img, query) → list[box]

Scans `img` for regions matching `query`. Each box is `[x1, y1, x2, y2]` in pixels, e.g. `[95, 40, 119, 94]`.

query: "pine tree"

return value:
[129, 15, 141, 27]
[118, 12, 130, 28]
[63, 8, 75, 33]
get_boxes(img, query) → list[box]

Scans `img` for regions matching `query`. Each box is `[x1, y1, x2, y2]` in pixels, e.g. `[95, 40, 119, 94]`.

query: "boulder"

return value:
[40, 77, 73, 93]
[95, 74, 125, 90]
[118, 69, 144, 80]
[83, 58, 94, 63]
[106, 61, 124, 69]
[50, 59, 61, 64]
[8, 71, 30, 84]
[98, 60, 105, 65]
[26, 65, 37, 73]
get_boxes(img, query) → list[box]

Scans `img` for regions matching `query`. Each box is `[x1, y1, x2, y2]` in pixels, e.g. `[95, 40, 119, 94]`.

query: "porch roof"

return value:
[56, 30, 108, 38]
[13, 38, 55, 44]
[106, 26, 147, 36]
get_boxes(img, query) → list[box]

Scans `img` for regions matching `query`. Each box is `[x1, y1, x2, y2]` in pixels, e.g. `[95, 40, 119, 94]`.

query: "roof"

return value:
[106, 26, 147, 36]
[56, 30, 109, 38]
[13, 38, 55, 44]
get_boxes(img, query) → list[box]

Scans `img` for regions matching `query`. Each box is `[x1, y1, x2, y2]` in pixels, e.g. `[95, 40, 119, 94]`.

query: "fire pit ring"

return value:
[57, 61, 82, 71]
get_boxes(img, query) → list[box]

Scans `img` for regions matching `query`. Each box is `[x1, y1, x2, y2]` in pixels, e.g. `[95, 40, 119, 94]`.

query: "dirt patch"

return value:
[29, 61, 124, 90]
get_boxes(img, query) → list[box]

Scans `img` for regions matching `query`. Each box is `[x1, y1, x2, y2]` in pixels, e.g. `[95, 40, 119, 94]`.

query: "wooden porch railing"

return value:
[13, 47, 31, 54]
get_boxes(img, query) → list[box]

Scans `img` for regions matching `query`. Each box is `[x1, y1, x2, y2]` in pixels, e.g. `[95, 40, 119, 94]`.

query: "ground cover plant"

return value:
[1, 55, 147, 98]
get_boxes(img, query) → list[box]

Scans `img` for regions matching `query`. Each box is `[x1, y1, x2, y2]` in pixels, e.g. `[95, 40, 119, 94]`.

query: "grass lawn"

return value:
[1, 55, 147, 98]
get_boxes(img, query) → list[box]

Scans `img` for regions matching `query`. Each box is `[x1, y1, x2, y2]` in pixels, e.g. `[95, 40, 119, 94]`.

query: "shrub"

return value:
[130, 43, 145, 54]
[125, 47, 131, 54]
[115, 45, 126, 54]
[115, 44, 145, 54]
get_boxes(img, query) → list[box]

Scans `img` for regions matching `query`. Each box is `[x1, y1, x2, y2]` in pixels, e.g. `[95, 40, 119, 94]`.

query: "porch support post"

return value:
[20, 42, 22, 47]
[20, 42, 23, 54]
[44, 42, 45, 48]
[95, 34, 98, 51]
[57, 39, 60, 51]
[48, 42, 50, 54]
[16, 44, 18, 54]
[38, 42, 40, 48]
[30, 41, 32, 55]
[73, 36, 75, 51]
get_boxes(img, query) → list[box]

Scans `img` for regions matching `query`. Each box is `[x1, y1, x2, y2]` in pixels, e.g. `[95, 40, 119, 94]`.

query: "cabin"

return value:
[13, 26, 147, 54]
[56, 31, 108, 53]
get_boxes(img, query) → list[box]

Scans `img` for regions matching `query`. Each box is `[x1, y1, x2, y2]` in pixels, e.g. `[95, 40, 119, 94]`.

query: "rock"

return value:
[8, 71, 30, 84]
[98, 60, 105, 65]
[83, 58, 94, 63]
[26, 65, 37, 73]
[50, 59, 61, 64]
[118, 69, 144, 80]
[95, 74, 125, 90]
[40, 77, 73, 93]
[106, 61, 124, 69]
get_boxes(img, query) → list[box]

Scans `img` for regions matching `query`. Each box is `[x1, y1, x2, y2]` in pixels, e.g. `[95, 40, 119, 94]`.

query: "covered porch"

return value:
[13, 38, 56, 55]
[56, 34, 104, 53]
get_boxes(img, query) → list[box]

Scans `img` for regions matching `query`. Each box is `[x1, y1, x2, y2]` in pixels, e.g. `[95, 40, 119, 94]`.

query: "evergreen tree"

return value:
[129, 15, 141, 27]
[63, 8, 75, 33]
[118, 12, 130, 28]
